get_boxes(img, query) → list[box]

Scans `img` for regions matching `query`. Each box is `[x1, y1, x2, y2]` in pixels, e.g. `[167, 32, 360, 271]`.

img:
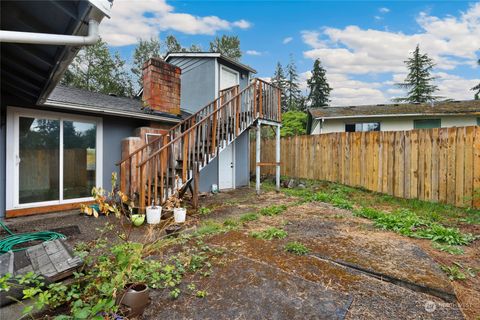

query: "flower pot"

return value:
[146, 206, 162, 224]
[117, 283, 149, 317]
[174, 207, 187, 223]
[131, 214, 145, 227]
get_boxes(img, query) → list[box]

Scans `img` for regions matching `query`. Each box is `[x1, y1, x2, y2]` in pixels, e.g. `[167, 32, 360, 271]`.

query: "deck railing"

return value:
[119, 79, 281, 209]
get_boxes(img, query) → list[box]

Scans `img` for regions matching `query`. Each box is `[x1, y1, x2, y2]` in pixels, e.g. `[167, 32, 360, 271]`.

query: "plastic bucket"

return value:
[174, 208, 187, 223]
[146, 206, 162, 224]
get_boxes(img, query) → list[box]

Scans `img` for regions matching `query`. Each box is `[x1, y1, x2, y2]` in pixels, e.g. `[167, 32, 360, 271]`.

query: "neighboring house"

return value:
[165, 52, 257, 192]
[307, 100, 480, 134]
[0, 1, 185, 218]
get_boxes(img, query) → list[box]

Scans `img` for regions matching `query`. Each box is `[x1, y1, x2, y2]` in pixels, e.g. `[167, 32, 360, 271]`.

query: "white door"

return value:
[220, 66, 239, 90]
[218, 142, 234, 189]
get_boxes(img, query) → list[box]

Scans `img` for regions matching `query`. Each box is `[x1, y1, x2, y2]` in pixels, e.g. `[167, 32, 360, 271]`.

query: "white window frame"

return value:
[6, 106, 103, 210]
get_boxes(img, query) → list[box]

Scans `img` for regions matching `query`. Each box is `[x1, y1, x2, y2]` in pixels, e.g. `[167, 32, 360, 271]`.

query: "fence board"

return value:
[250, 125, 479, 208]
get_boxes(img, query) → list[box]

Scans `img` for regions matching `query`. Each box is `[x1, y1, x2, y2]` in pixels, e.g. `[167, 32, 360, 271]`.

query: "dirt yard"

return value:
[2, 184, 479, 319]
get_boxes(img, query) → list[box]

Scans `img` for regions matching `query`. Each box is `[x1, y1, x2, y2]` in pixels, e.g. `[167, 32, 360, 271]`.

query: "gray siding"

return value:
[168, 57, 216, 114]
[102, 116, 146, 191]
[199, 157, 218, 193]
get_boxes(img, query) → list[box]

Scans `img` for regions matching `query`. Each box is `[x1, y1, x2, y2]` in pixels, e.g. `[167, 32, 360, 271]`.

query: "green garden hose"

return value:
[0, 220, 66, 253]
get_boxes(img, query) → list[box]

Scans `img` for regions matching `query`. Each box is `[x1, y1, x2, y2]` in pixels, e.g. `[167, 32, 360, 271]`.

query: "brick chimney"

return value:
[142, 58, 181, 115]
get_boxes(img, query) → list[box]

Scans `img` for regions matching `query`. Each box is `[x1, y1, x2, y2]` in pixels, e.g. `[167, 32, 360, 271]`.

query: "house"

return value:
[0, 1, 186, 218]
[165, 52, 257, 192]
[307, 100, 480, 134]
[1, 2, 281, 218]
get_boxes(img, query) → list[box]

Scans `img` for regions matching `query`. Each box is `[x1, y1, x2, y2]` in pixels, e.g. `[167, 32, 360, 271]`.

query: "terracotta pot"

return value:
[117, 283, 149, 317]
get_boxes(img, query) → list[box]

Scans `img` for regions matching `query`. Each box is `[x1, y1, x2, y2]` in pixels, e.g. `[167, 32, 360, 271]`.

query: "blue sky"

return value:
[101, 1, 480, 106]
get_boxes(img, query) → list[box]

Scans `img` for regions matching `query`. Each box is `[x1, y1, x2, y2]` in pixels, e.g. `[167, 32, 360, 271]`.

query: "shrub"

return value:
[284, 241, 310, 255]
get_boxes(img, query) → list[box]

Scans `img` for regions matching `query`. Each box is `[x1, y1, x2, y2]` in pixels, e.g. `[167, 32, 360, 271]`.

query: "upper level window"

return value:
[345, 122, 380, 132]
[414, 119, 441, 129]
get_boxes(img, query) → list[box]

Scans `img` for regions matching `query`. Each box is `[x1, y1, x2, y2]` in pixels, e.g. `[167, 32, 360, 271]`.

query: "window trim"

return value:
[345, 122, 381, 132]
[6, 106, 103, 210]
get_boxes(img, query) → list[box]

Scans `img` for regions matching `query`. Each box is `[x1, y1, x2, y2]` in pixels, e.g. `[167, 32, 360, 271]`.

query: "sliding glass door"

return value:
[11, 110, 101, 208]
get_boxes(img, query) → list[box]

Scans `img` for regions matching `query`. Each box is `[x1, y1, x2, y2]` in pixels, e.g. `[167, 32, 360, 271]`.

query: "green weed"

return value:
[284, 241, 310, 255]
[239, 212, 259, 222]
[198, 207, 212, 215]
[250, 227, 288, 240]
[440, 262, 478, 281]
[259, 204, 287, 216]
[195, 221, 224, 236]
[223, 219, 239, 228]
[431, 242, 464, 255]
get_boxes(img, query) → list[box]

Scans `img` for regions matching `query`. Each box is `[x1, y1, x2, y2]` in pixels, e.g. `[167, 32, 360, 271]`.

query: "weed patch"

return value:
[431, 242, 464, 255]
[250, 227, 288, 240]
[195, 221, 225, 236]
[284, 241, 310, 255]
[440, 262, 478, 281]
[259, 204, 287, 216]
[240, 212, 259, 222]
[198, 207, 212, 215]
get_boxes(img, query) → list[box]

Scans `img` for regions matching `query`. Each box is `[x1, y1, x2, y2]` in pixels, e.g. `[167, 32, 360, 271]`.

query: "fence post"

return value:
[256, 121, 261, 194]
[276, 124, 281, 192]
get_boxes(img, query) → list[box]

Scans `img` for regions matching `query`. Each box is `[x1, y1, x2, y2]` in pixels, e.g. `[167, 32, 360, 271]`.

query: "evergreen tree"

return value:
[307, 59, 332, 108]
[131, 37, 161, 88]
[189, 44, 202, 52]
[472, 58, 480, 100]
[271, 62, 288, 112]
[165, 35, 182, 53]
[285, 55, 302, 111]
[393, 45, 440, 103]
[61, 39, 134, 97]
[209, 35, 241, 61]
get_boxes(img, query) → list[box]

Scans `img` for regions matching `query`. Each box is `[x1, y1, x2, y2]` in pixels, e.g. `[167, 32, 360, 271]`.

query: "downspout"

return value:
[0, 19, 100, 45]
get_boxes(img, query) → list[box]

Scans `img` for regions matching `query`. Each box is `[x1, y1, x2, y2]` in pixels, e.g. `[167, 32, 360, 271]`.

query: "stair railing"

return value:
[133, 79, 281, 209]
[117, 85, 239, 197]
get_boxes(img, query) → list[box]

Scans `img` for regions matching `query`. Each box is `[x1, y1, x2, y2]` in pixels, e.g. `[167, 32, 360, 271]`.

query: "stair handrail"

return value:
[137, 81, 256, 168]
[116, 84, 239, 166]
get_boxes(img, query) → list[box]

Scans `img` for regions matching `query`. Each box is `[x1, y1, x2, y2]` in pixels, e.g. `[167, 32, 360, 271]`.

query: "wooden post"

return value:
[275, 124, 281, 192]
[259, 81, 263, 118]
[256, 121, 261, 194]
[192, 162, 199, 209]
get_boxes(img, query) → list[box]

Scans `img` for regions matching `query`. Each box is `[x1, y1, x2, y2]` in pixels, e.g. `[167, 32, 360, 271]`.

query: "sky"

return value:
[100, 0, 480, 106]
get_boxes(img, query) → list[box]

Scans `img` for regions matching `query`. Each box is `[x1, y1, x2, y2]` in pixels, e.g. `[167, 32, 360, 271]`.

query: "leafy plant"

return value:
[284, 241, 310, 255]
[431, 242, 464, 255]
[198, 207, 212, 215]
[239, 212, 259, 222]
[196, 290, 208, 298]
[259, 204, 287, 216]
[441, 264, 466, 281]
[170, 288, 181, 299]
[250, 227, 288, 240]
[413, 224, 475, 245]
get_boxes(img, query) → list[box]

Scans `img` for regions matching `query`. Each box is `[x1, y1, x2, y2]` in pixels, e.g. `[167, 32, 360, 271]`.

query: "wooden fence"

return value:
[250, 126, 480, 208]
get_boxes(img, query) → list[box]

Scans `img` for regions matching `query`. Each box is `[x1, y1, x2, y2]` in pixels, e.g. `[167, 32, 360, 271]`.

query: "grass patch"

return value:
[432, 242, 464, 255]
[195, 221, 224, 236]
[223, 219, 239, 228]
[259, 204, 287, 216]
[198, 207, 212, 215]
[284, 241, 310, 255]
[239, 212, 259, 222]
[354, 207, 475, 245]
[250, 227, 288, 240]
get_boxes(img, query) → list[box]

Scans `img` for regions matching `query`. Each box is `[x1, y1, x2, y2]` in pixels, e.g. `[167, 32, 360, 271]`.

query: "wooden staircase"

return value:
[117, 79, 281, 210]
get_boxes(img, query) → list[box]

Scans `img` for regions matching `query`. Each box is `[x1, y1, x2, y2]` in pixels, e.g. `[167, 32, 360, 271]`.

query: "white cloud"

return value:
[379, 7, 390, 13]
[101, 0, 251, 46]
[282, 37, 293, 44]
[303, 3, 480, 74]
[246, 50, 262, 56]
[301, 3, 480, 105]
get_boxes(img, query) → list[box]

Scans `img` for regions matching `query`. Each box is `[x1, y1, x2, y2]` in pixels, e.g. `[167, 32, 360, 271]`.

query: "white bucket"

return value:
[146, 206, 162, 224]
[174, 207, 187, 223]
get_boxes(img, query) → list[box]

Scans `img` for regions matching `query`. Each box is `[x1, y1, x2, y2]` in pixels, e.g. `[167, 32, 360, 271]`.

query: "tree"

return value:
[271, 62, 288, 112]
[285, 55, 302, 111]
[307, 59, 332, 108]
[280, 111, 307, 137]
[209, 35, 241, 61]
[393, 45, 440, 103]
[165, 35, 182, 53]
[131, 37, 161, 88]
[61, 39, 134, 97]
[472, 58, 480, 100]
[189, 44, 202, 52]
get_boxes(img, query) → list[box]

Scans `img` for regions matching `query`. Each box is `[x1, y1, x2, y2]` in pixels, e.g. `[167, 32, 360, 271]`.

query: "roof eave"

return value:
[312, 112, 480, 120]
